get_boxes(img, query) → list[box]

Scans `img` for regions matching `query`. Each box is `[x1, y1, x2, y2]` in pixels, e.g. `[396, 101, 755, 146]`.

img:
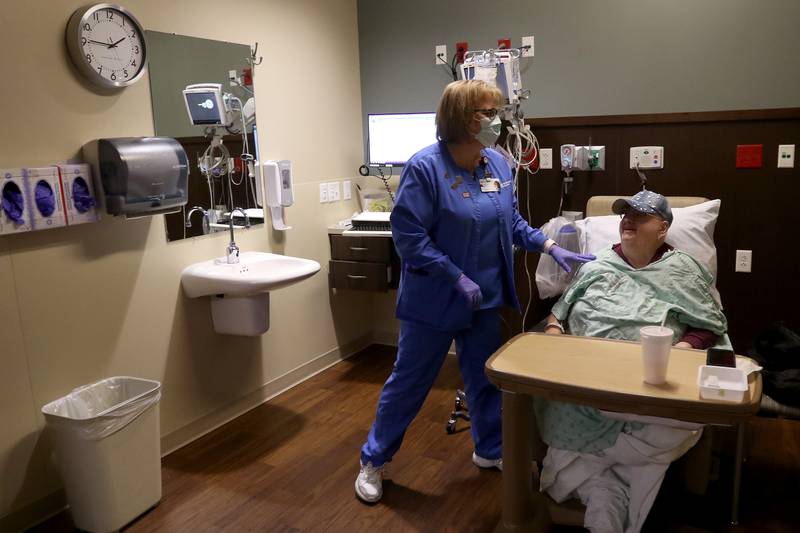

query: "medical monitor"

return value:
[183, 83, 228, 126]
[367, 112, 437, 166]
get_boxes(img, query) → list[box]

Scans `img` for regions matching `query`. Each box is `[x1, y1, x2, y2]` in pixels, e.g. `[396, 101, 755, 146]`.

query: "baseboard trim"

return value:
[160, 332, 374, 455]
[2, 334, 374, 532]
[0, 489, 66, 533]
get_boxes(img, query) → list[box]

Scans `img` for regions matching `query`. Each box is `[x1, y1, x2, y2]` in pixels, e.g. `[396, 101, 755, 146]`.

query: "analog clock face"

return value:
[67, 4, 148, 88]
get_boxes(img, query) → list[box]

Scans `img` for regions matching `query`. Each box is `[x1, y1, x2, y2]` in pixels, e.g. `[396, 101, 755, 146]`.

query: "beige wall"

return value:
[0, 0, 381, 525]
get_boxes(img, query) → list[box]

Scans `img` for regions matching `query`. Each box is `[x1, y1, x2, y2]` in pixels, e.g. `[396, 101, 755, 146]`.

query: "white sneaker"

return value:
[472, 452, 503, 471]
[355, 461, 384, 503]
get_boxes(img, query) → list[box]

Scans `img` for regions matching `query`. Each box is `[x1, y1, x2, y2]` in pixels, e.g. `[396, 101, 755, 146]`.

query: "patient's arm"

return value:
[544, 313, 564, 335]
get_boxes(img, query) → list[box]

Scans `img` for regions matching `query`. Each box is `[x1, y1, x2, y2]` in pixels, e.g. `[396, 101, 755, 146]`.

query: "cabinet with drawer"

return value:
[328, 234, 399, 291]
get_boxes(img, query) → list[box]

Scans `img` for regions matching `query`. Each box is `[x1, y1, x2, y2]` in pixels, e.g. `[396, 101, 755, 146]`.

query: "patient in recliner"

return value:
[539, 190, 728, 533]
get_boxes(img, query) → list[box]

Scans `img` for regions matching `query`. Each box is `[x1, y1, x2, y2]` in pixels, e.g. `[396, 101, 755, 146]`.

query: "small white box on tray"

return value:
[697, 365, 747, 403]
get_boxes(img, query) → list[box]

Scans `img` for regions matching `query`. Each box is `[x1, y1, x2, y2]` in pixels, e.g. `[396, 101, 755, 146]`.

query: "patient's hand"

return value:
[674, 341, 693, 349]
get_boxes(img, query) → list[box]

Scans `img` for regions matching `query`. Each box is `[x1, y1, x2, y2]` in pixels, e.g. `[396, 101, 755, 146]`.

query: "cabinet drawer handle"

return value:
[349, 246, 369, 251]
[347, 274, 368, 280]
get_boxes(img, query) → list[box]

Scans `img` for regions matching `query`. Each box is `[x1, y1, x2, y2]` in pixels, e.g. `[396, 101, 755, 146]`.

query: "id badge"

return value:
[480, 177, 501, 193]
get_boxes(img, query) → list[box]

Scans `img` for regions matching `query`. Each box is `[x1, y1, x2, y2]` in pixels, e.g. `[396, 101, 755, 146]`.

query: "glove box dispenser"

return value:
[83, 137, 189, 217]
[27, 167, 68, 230]
[0, 168, 33, 234]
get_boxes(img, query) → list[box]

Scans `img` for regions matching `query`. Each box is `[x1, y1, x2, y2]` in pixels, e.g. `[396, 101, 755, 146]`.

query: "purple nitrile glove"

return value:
[455, 273, 483, 310]
[549, 246, 596, 273]
[35, 181, 56, 217]
[1, 183, 25, 224]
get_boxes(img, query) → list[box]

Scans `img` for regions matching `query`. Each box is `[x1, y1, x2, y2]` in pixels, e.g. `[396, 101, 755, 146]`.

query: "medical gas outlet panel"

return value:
[0, 165, 100, 236]
[560, 145, 606, 172]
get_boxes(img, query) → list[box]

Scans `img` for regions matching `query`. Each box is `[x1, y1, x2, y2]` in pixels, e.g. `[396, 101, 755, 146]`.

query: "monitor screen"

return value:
[368, 113, 437, 166]
[185, 91, 224, 125]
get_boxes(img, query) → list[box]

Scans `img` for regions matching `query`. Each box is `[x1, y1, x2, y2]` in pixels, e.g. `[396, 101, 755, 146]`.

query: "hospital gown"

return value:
[537, 246, 728, 533]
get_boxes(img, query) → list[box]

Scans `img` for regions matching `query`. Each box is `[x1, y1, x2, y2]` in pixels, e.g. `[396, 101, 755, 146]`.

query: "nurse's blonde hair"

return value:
[436, 80, 503, 143]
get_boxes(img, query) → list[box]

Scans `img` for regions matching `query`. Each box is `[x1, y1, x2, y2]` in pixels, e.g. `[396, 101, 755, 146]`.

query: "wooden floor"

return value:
[33, 345, 800, 532]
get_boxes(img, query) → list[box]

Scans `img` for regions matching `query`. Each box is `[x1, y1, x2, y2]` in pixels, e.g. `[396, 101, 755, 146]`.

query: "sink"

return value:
[181, 252, 321, 336]
[181, 252, 320, 298]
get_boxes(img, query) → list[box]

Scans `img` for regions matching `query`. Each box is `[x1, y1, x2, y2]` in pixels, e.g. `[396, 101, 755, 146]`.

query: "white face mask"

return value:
[475, 115, 502, 147]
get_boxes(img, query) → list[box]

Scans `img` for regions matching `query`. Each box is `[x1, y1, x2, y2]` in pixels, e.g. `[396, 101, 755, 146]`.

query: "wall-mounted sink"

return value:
[182, 252, 320, 298]
[181, 252, 321, 336]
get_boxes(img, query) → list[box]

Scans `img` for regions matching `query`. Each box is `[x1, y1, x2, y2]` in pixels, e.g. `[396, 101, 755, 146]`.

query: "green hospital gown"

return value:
[536, 246, 728, 453]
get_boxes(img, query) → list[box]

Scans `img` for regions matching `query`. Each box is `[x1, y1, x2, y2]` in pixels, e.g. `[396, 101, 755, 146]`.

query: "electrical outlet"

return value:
[735, 250, 752, 273]
[328, 181, 341, 202]
[521, 35, 535, 57]
[435, 44, 447, 66]
[539, 148, 553, 169]
[778, 144, 795, 168]
[319, 182, 328, 203]
[343, 180, 352, 200]
[497, 38, 511, 50]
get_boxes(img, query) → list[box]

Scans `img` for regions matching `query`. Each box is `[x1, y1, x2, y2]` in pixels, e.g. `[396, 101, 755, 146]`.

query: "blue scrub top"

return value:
[471, 163, 510, 309]
[390, 141, 548, 331]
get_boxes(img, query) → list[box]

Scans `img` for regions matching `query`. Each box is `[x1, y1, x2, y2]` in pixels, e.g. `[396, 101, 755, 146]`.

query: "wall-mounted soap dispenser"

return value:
[263, 159, 293, 230]
[83, 137, 189, 218]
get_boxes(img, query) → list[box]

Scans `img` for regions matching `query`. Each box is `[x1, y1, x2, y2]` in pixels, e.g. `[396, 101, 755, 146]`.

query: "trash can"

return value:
[41, 377, 162, 533]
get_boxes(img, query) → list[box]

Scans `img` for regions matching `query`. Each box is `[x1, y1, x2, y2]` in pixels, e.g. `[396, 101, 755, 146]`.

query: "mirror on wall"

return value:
[146, 31, 262, 242]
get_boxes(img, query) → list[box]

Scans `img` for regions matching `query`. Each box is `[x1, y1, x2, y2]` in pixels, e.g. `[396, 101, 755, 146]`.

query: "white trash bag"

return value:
[42, 376, 161, 440]
[535, 217, 580, 299]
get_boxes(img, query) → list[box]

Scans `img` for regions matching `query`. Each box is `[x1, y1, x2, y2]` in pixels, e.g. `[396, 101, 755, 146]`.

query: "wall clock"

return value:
[66, 4, 148, 89]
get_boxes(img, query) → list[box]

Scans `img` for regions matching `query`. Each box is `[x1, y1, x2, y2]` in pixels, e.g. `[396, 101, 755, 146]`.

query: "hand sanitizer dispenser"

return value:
[263, 160, 293, 230]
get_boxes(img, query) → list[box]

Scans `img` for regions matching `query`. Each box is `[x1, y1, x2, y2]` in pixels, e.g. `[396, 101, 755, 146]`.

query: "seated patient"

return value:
[538, 190, 728, 533]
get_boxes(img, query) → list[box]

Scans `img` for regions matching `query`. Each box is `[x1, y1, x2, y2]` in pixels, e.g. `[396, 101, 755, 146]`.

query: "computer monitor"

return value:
[183, 83, 229, 126]
[367, 112, 437, 166]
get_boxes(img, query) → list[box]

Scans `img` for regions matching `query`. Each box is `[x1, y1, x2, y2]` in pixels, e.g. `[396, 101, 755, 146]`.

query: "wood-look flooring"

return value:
[32, 344, 800, 532]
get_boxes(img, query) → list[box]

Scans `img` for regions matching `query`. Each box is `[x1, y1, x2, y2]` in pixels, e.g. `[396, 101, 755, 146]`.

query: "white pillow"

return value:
[573, 199, 720, 280]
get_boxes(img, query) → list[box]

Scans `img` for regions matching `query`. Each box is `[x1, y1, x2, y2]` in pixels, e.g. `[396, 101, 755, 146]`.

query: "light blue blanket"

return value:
[536, 247, 728, 453]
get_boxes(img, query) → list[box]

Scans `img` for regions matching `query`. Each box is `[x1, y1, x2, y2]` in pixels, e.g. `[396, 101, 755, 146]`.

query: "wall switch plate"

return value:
[735, 250, 752, 273]
[629, 146, 664, 169]
[539, 148, 553, 169]
[778, 144, 795, 168]
[328, 181, 341, 202]
[736, 144, 763, 169]
[435, 44, 447, 66]
[343, 180, 352, 200]
[319, 183, 328, 203]
[521, 35, 535, 57]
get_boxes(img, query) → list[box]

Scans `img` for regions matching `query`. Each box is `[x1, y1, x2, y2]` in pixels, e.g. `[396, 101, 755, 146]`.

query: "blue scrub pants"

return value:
[360, 308, 502, 467]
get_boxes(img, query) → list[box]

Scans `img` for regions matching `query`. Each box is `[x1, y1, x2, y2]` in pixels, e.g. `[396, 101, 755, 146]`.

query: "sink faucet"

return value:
[185, 206, 209, 228]
[226, 207, 251, 264]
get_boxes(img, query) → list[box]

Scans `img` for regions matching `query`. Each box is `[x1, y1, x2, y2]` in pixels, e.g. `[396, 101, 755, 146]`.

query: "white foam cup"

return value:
[640, 326, 674, 385]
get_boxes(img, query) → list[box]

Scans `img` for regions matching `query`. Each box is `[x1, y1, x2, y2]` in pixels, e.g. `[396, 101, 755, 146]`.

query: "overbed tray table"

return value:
[485, 333, 762, 533]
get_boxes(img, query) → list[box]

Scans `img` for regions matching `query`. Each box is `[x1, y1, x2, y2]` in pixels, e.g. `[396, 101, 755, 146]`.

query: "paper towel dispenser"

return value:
[83, 137, 189, 217]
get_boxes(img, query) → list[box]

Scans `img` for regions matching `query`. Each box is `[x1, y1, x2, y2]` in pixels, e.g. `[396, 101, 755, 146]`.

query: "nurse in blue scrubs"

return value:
[355, 80, 594, 503]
